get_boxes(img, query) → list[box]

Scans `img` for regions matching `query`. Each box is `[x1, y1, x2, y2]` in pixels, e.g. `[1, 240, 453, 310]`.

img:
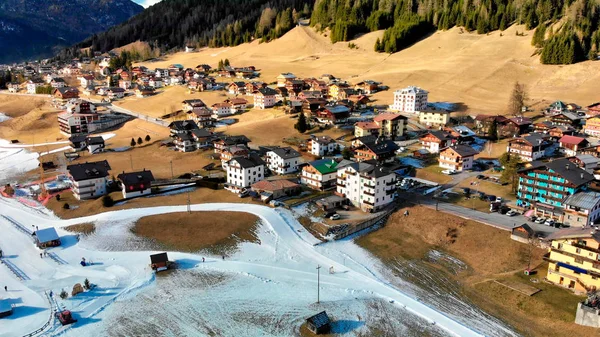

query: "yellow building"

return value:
[419, 109, 450, 126]
[546, 227, 600, 294]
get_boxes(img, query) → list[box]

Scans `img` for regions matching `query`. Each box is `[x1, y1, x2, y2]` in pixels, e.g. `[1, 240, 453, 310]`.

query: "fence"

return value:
[21, 291, 56, 337]
[0, 258, 30, 280]
[329, 203, 402, 240]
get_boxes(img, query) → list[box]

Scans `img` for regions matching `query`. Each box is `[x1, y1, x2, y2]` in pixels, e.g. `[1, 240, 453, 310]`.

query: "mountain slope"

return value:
[0, 0, 143, 63]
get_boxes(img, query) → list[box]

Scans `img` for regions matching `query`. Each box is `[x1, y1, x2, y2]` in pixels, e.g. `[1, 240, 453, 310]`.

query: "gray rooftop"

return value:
[563, 191, 600, 210]
[36, 227, 59, 244]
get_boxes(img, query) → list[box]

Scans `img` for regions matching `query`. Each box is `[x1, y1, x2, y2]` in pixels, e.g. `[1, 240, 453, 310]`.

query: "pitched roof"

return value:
[67, 160, 111, 181]
[559, 135, 587, 145]
[230, 153, 265, 169]
[425, 130, 453, 141]
[519, 133, 546, 146]
[257, 87, 277, 96]
[312, 136, 335, 145]
[309, 158, 353, 175]
[574, 154, 599, 165]
[360, 139, 399, 155]
[444, 145, 478, 157]
[36, 227, 59, 244]
[117, 169, 155, 187]
[306, 311, 331, 329]
[544, 158, 595, 187]
[355, 121, 379, 129]
[269, 147, 301, 159]
[563, 191, 600, 210]
[191, 128, 212, 138]
[150, 252, 169, 264]
[251, 179, 299, 191]
[545, 226, 600, 243]
[374, 113, 406, 122]
[509, 117, 532, 126]
[87, 136, 104, 145]
[169, 120, 199, 131]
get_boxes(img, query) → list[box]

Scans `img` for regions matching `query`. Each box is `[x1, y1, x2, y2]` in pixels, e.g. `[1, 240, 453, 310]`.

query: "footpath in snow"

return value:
[0, 197, 517, 337]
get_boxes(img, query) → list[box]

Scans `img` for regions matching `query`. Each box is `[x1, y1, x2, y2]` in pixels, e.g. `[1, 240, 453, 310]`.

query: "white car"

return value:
[441, 169, 457, 175]
[545, 219, 556, 226]
[330, 214, 341, 220]
[506, 210, 518, 217]
[495, 197, 503, 203]
[535, 217, 546, 224]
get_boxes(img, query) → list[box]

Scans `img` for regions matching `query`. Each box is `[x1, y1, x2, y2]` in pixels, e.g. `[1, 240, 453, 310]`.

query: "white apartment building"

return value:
[266, 147, 302, 175]
[438, 145, 478, 172]
[335, 162, 397, 212]
[254, 87, 277, 109]
[27, 80, 44, 94]
[301, 159, 352, 190]
[66, 160, 111, 200]
[211, 102, 234, 117]
[309, 136, 338, 157]
[226, 154, 266, 193]
[389, 86, 428, 113]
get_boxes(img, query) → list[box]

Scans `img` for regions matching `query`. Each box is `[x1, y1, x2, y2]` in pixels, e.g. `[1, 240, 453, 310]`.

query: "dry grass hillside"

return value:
[139, 25, 600, 114]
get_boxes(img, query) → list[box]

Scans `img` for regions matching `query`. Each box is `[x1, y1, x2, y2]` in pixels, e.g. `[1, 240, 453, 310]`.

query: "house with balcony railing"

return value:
[66, 160, 111, 200]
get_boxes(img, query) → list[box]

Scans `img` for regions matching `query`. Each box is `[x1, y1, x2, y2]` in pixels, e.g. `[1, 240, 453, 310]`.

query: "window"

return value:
[575, 257, 584, 264]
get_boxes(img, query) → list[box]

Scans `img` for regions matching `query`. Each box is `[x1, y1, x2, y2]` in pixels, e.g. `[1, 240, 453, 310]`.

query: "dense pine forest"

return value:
[60, 0, 600, 65]
[58, 0, 311, 60]
[311, 0, 600, 64]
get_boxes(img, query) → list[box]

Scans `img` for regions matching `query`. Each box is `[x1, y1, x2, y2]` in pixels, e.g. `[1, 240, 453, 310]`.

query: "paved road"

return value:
[418, 197, 558, 237]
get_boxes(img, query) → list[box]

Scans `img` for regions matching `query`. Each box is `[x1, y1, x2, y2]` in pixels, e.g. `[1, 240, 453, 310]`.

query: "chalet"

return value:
[354, 113, 407, 139]
[550, 125, 576, 139]
[235, 67, 255, 79]
[506, 133, 550, 162]
[353, 80, 379, 94]
[285, 79, 304, 92]
[420, 130, 454, 154]
[347, 94, 370, 109]
[446, 125, 476, 143]
[213, 135, 251, 153]
[221, 145, 249, 169]
[254, 87, 277, 109]
[315, 105, 350, 124]
[562, 191, 600, 227]
[587, 102, 600, 117]
[78, 75, 94, 87]
[305, 311, 331, 335]
[149, 78, 164, 88]
[309, 79, 328, 95]
[191, 128, 213, 148]
[26, 79, 45, 94]
[266, 147, 302, 175]
[274, 87, 289, 101]
[338, 88, 358, 100]
[569, 154, 600, 174]
[169, 120, 199, 136]
[547, 100, 568, 115]
[211, 102, 234, 117]
[438, 145, 479, 172]
[182, 99, 206, 112]
[226, 154, 266, 193]
[321, 74, 337, 83]
[301, 158, 353, 190]
[551, 112, 582, 127]
[195, 64, 211, 72]
[584, 116, 600, 137]
[119, 71, 131, 81]
[82, 85, 96, 96]
[66, 160, 112, 200]
[35, 227, 61, 248]
[251, 179, 300, 201]
[510, 224, 535, 244]
[328, 82, 350, 100]
[107, 87, 125, 99]
[309, 136, 338, 156]
[303, 98, 328, 114]
[117, 169, 155, 198]
[353, 137, 399, 163]
[336, 160, 399, 212]
[245, 81, 266, 94]
[69, 135, 88, 151]
[190, 108, 214, 127]
[50, 78, 66, 89]
[86, 136, 105, 154]
[54, 87, 80, 101]
[277, 73, 296, 87]
[119, 79, 131, 90]
[172, 132, 196, 152]
[507, 117, 533, 134]
[219, 67, 236, 77]
[419, 109, 450, 127]
[7, 82, 20, 93]
[559, 135, 589, 157]
[135, 86, 154, 98]
[228, 81, 246, 95]
[226, 97, 248, 111]
[533, 121, 554, 133]
[474, 115, 507, 136]
[150, 252, 170, 272]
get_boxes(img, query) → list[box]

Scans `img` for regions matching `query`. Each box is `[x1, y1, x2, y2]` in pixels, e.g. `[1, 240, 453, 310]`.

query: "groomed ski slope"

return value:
[0, 197, 516, 336]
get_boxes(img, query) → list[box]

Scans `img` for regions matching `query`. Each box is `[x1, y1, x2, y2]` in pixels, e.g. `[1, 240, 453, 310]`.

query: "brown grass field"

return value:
[357, 205, 593, 337]
[138, 25, 600, 115]
[64, 223, 96, 235]
[132, 211, 260, 255]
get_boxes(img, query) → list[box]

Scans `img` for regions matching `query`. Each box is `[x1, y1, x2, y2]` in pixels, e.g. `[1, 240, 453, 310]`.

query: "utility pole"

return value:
[187, 190, 191, 213]
[316, 265, 321, 304]
[170, 160, 174, 179]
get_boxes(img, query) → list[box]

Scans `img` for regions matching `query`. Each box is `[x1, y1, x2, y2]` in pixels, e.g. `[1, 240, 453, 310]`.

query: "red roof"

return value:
[251, 179, 299, 191]
[559, 135, 587, 145]
[374, 113, 404, 122]
[355, 121, 379, 129]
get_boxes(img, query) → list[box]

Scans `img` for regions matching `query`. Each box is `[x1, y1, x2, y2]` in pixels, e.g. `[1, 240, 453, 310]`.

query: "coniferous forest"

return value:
[61, 0, 600, 65]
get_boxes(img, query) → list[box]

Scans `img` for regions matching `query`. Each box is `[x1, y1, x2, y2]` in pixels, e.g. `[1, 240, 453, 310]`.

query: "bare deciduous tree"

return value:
[509, 81, 528, 117]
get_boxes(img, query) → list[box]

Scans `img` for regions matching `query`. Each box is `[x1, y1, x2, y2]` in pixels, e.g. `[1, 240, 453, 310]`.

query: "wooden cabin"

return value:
[150, 252, 170, 272]
[35, 228, 61, 248]
[306, 311, 331, 335]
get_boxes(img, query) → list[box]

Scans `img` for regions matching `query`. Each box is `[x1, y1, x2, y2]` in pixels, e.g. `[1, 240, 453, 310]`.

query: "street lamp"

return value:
[316, 265, 321, 304]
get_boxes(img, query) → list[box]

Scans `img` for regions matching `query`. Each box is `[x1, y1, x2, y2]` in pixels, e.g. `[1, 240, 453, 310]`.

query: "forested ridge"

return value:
[311, 0, 600, 64]
[61, 0, 600, 65]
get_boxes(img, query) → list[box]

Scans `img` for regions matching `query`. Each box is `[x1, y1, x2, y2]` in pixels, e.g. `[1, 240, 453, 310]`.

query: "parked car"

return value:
[441, 169, 457, 175]
[528, 215, 537, 222]
[487, 195, 497, 202]
[495, 197, 503, 203]
[545, 219, 556, 226]
[330, 214, 341, 220]
[506, 210, 518, 217]
[476, 175, 485, 180]
[499, 206, 510, 214]
[490, 201, 501, 212]
[535, 217, 546, 224]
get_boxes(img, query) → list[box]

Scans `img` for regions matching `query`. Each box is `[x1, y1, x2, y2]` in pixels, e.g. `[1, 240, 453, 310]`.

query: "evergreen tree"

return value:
[145, 135, 151, 142]
[137, 137, 143, 145]
[488, 120, 498, 141]
[130, 138, 136, 147]
[218, 59, 224, 70]
[224, 59, 230, 67]
[499, 152, 521, 193]
[295, 112, 308, 133]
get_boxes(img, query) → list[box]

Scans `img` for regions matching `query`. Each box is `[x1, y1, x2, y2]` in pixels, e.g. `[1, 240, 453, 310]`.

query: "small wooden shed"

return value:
[35, 228, 61, 248]
[306, 311, 331, 335]
[150, 252, 170, 272]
